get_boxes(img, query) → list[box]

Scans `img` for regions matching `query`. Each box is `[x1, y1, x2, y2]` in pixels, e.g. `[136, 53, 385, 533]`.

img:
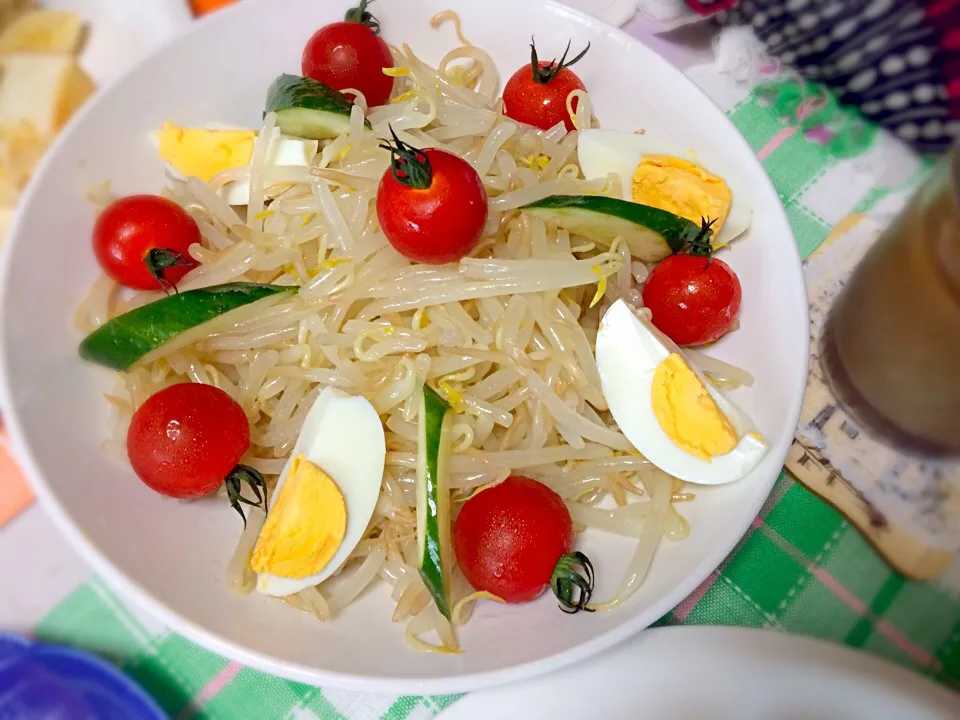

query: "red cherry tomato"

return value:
[502, 39, 590, 132]
[376, 131, 488, 264]
[643, 252, 742, 346]
[127, 383, 250, 500]
[93, 195, 200, 291]
[301, 0, 394, 108]
[454, 476, 594, 612]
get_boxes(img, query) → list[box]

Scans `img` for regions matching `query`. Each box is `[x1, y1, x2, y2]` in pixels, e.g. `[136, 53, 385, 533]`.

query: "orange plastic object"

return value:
[191, 0, 238, 16]
[0, 432, 34, 526]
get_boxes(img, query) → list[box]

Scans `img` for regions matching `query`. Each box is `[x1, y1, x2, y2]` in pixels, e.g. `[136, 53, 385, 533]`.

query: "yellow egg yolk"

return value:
[251, 455, 346, 579]
[631, 155, 732, 233]
[651, 353, 738, 461]
[156, 122, 256, 183]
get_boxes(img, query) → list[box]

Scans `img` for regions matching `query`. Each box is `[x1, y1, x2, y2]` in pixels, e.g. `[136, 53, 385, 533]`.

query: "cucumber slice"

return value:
[417, 385, 453, 620]
[79, 282, 292, 371]
[521, 195, 703, 262]
[265, 74, 370, 140]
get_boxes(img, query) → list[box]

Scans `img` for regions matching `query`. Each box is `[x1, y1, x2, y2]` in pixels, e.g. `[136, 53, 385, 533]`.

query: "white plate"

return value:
[440, 627, 960, 719]
[0, 0, 807, 693]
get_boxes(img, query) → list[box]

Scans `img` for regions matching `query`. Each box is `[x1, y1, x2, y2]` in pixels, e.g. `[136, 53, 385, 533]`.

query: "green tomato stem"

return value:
[550, 551, 596, 614]
[144, 248, 192, 295]
[687, 218, 718, 261]
[224, 464, 268, 528]
[530, 37, 591, 84]
[379, 125, 433, 190]
[344, 0, 381, 34]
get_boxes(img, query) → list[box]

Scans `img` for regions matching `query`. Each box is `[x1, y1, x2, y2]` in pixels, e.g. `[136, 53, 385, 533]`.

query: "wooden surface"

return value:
[785, 440, 954, 581]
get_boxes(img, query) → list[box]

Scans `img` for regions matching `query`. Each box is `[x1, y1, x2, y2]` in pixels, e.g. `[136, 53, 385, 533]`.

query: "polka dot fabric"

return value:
[687, 0, 960, 154]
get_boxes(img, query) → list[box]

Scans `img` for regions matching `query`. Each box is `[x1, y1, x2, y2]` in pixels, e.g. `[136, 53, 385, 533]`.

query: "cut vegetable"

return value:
[521, 195, 704, 262]
[265, 74, 369, 140]
[79, 282, 292, 371]
[417, 384, 454, 620]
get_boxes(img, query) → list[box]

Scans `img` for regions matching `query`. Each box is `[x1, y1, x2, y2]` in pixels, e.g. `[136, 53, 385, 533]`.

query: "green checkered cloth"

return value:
[32, 80, 960, 719]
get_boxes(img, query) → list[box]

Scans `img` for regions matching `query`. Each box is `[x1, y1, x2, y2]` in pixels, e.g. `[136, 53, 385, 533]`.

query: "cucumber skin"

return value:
[522, 194, 702, 254]
[265, 74, 371, 138]
[418, 384, 452, 620]
[79, 283, 291, 372]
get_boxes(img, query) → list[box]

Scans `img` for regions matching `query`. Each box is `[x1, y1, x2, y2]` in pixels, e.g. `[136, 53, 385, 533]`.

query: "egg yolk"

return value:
[156, 122, 256, 183]
[631, 155, 732, 233]
[651, 353, 738, 461]
[251, 455, 346, 579]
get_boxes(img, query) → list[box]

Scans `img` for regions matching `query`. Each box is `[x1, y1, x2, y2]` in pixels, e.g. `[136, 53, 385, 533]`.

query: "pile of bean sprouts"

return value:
[76, 12, 753, 652]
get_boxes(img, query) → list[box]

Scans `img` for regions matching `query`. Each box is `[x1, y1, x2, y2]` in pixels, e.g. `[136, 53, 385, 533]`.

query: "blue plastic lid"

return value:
[0, 633, 167, 719]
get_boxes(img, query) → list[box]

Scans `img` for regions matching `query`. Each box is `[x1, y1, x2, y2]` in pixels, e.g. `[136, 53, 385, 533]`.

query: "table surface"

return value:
[2, 2, 959, 719]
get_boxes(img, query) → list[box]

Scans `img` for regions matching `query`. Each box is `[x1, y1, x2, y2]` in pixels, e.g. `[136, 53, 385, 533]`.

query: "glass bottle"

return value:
[819, 142, 960, 457]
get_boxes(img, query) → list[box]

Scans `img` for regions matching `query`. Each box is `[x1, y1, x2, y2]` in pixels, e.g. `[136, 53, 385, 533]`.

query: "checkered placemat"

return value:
[33, 475, 960, 719]
[23, 26, 960, 720]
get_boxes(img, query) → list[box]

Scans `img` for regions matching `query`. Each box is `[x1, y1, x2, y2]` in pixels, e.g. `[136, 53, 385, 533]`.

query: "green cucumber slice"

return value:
[521, 195, 703, 262]
[417, 384, 453, 620]
[265, 74, 370, 140]
[79, 282, 292, 371]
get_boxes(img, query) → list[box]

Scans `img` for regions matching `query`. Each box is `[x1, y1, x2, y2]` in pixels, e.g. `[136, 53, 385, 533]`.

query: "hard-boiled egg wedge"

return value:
[154, 122, 318, 205]
[156, 122, 256, 184]
[596, 300, 768, 485]
[578, 128, 752, 248]
[251, 387, 385, 597]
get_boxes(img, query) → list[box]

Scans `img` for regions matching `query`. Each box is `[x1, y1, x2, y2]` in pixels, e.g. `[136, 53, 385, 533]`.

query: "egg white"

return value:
[596, 300, 768, 486]
[255, 387, 386, 597]
[220, 127, 318, 206]
[151, 124, 317, 206]
[578, 129, 753, 248]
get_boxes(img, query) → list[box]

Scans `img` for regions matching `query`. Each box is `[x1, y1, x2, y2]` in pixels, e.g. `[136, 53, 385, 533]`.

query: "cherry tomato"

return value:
[301, 0, 394, 108]
[643, 252, 742, 346]
[93, 195, 200, 291]
[376, 130, 487, 264]
[453, 476, 594, 612]
[127, 383, 250, 500]
[502, 39, 590, 132]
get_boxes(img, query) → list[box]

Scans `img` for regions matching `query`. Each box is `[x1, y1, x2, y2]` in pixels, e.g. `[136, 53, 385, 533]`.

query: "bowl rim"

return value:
[0, 0, 809, 694]
[0, 632, 168, 719]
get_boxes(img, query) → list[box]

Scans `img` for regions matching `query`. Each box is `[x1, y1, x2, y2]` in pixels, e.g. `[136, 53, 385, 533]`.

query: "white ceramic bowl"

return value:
[0, 0, 808, 693]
